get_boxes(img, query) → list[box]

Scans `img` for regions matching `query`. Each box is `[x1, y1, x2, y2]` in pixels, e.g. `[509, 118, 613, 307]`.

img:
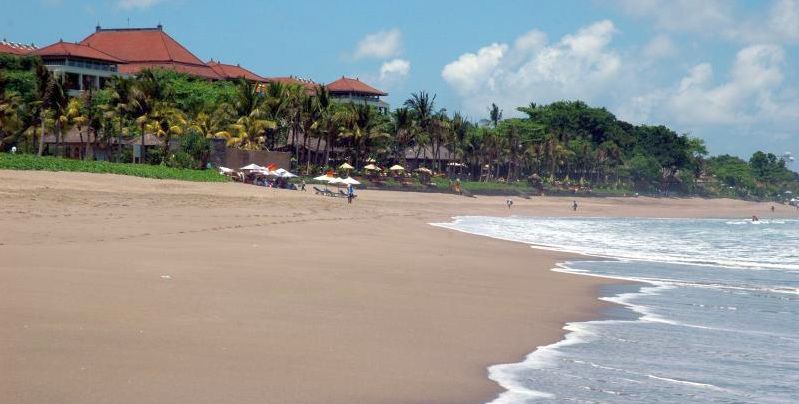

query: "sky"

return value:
[3, 0, 798, 166]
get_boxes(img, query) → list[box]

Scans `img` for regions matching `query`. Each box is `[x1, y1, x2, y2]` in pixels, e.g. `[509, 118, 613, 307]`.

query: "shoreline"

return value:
[1, 170, 792, 403]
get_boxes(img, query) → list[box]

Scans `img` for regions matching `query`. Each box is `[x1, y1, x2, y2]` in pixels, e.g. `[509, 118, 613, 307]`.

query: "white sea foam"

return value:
[647, 374, 727, 391]
[434, 216, 799, 403]
[432, 217, 799, 271]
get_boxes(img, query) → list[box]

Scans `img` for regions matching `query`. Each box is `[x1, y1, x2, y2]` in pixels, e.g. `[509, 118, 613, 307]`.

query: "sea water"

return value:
[433, 217, 799, 403]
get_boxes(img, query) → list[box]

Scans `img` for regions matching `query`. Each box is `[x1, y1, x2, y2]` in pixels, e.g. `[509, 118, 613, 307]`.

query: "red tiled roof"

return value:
[32, 40, 122, 63]
[117, 62, 221, 80]
[80, 27, 220, 79]
[207, 61, 267, 82]
[327, 77, 387, 96]
[0, 40, 37, 55]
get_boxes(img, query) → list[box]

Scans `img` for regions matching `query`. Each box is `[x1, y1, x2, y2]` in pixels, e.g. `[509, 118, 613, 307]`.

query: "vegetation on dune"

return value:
[0, 153, 228, 182]
[1, 54, 796, 198]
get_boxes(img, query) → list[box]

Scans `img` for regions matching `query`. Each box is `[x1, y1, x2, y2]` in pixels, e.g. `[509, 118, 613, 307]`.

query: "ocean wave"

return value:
[435, 216, 799, 403]
[432, 216, 799, 271]
[647, 375, 727, 391]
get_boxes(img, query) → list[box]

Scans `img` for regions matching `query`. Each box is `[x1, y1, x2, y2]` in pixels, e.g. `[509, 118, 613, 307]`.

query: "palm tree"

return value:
[147, 104, 187, 158]
[129, 70, 166, 163]
[31, 62, 65, 156]
[190, 105, 233, 140]
[226, 79, 275, 150]
[105, 75, 136, 162]
[0, 73, 24, 150]
[65, 98, 88, 159]
[338, 104, 389, 169]
[489, 103, 502, 127]
[391, 107, 415, 166]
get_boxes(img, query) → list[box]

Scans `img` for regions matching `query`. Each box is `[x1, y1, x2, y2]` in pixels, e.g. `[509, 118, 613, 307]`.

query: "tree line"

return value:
[1, 54, 796, 199]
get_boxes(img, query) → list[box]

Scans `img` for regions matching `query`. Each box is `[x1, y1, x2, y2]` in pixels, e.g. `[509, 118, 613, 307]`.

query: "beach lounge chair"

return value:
[313, 186, 328, 195]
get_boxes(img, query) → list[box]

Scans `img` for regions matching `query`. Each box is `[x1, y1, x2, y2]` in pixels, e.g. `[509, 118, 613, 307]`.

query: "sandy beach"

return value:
[0, 171, 792, 404]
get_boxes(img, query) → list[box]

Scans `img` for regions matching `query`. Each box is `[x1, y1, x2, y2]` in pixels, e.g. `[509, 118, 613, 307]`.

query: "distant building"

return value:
[327, 76, 389, 113]
[0, 39, 37, 55]
[79, 25, 222, 80]
[207, 60, 268, 83]
[265, 76, 320, 94]
[1, 26, 391, 113]
[31, 40, 122, 96]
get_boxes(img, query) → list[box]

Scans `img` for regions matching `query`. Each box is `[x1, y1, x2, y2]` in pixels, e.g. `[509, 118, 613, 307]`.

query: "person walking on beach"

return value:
[300, 179, 306, 192]
[506, 198, 513, 210]
[572, 200, 578, 211]
[347, 184, 355, 204]
[771, 205, 775, 213]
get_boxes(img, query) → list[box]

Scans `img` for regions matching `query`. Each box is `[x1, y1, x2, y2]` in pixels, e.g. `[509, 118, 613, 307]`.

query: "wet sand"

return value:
[0, 171, 789, 403]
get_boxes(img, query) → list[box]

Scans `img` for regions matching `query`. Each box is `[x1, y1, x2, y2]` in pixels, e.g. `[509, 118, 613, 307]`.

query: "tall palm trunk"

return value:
[56, 122, 63, 157]
[140, 124, 146, 164]
[37, 115, 45, 156]
[79, 129, 85, 160]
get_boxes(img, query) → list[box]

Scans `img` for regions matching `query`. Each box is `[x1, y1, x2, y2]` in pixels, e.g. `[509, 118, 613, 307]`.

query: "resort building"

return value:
[207, 60, 268, 83]
[327, 76, 389, 113]
[79, 25, 221, 80]
[266, 76, 320, 94]
[0, 39, 37, 55]
[31, 40, 122, 96]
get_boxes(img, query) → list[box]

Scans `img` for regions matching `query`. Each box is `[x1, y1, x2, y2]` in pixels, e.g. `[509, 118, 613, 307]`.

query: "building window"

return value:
[64, 73, 80, 90]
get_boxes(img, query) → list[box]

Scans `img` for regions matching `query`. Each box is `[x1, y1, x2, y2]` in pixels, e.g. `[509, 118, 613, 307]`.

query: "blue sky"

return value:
[3, 0, 798, 165]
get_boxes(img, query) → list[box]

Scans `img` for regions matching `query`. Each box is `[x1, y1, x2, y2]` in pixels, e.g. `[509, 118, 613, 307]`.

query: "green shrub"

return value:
[0, 153, 228, 182]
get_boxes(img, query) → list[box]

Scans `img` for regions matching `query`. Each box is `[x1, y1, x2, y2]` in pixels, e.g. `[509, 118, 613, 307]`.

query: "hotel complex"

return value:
[1, 25, 389, 108]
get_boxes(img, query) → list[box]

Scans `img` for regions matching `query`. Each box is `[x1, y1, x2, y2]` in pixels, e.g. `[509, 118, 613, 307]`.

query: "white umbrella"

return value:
[218, 166, 234, 174]
[329, 177, 345, 184]
[240, 163, 264, 171]
[339, 163, 354, 170]
[342, 177, 361, 185]
[363, 164, 380, 171]
[313, 175, 334, 182]
[389, 164, 405, 171]
[273, 168, 297, 178]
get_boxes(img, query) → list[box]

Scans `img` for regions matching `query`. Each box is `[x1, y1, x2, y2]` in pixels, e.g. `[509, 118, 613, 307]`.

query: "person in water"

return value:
[752, 215, 759, 222]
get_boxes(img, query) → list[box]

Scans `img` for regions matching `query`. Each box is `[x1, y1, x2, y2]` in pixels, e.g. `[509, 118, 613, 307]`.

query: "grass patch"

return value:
[0, 153, 229, 182]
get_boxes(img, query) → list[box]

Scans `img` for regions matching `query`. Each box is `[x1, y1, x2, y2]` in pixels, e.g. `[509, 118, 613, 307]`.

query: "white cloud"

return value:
[441, 43, 507, 95]
[615, 0, 733, 34]
[615, 0, 799, 44]
[379, 58, 411, 81]
[441, 20, 621, 115]
[353, 28, 402, 60]
[667, 45, 787, 125]
[643, 34, 677, 60]
[118, 0, 162, 9]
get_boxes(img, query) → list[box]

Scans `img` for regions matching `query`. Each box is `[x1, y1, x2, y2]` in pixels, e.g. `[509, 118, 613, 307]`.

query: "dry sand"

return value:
[0, 171, 792, 403]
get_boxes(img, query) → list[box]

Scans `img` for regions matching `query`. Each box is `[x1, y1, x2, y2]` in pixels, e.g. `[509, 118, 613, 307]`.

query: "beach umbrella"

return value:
[313, 174, 334, 182]
[240, 163, 264, 171]
[273, 168, 297, 178]
[329, 177, 345, 184]
[339, 163, 354, 170]
[415, 167, 433, 174]
[389, 164, 405, 171]
[363, 164, 380, 171]
[341, 177, 361, 185]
